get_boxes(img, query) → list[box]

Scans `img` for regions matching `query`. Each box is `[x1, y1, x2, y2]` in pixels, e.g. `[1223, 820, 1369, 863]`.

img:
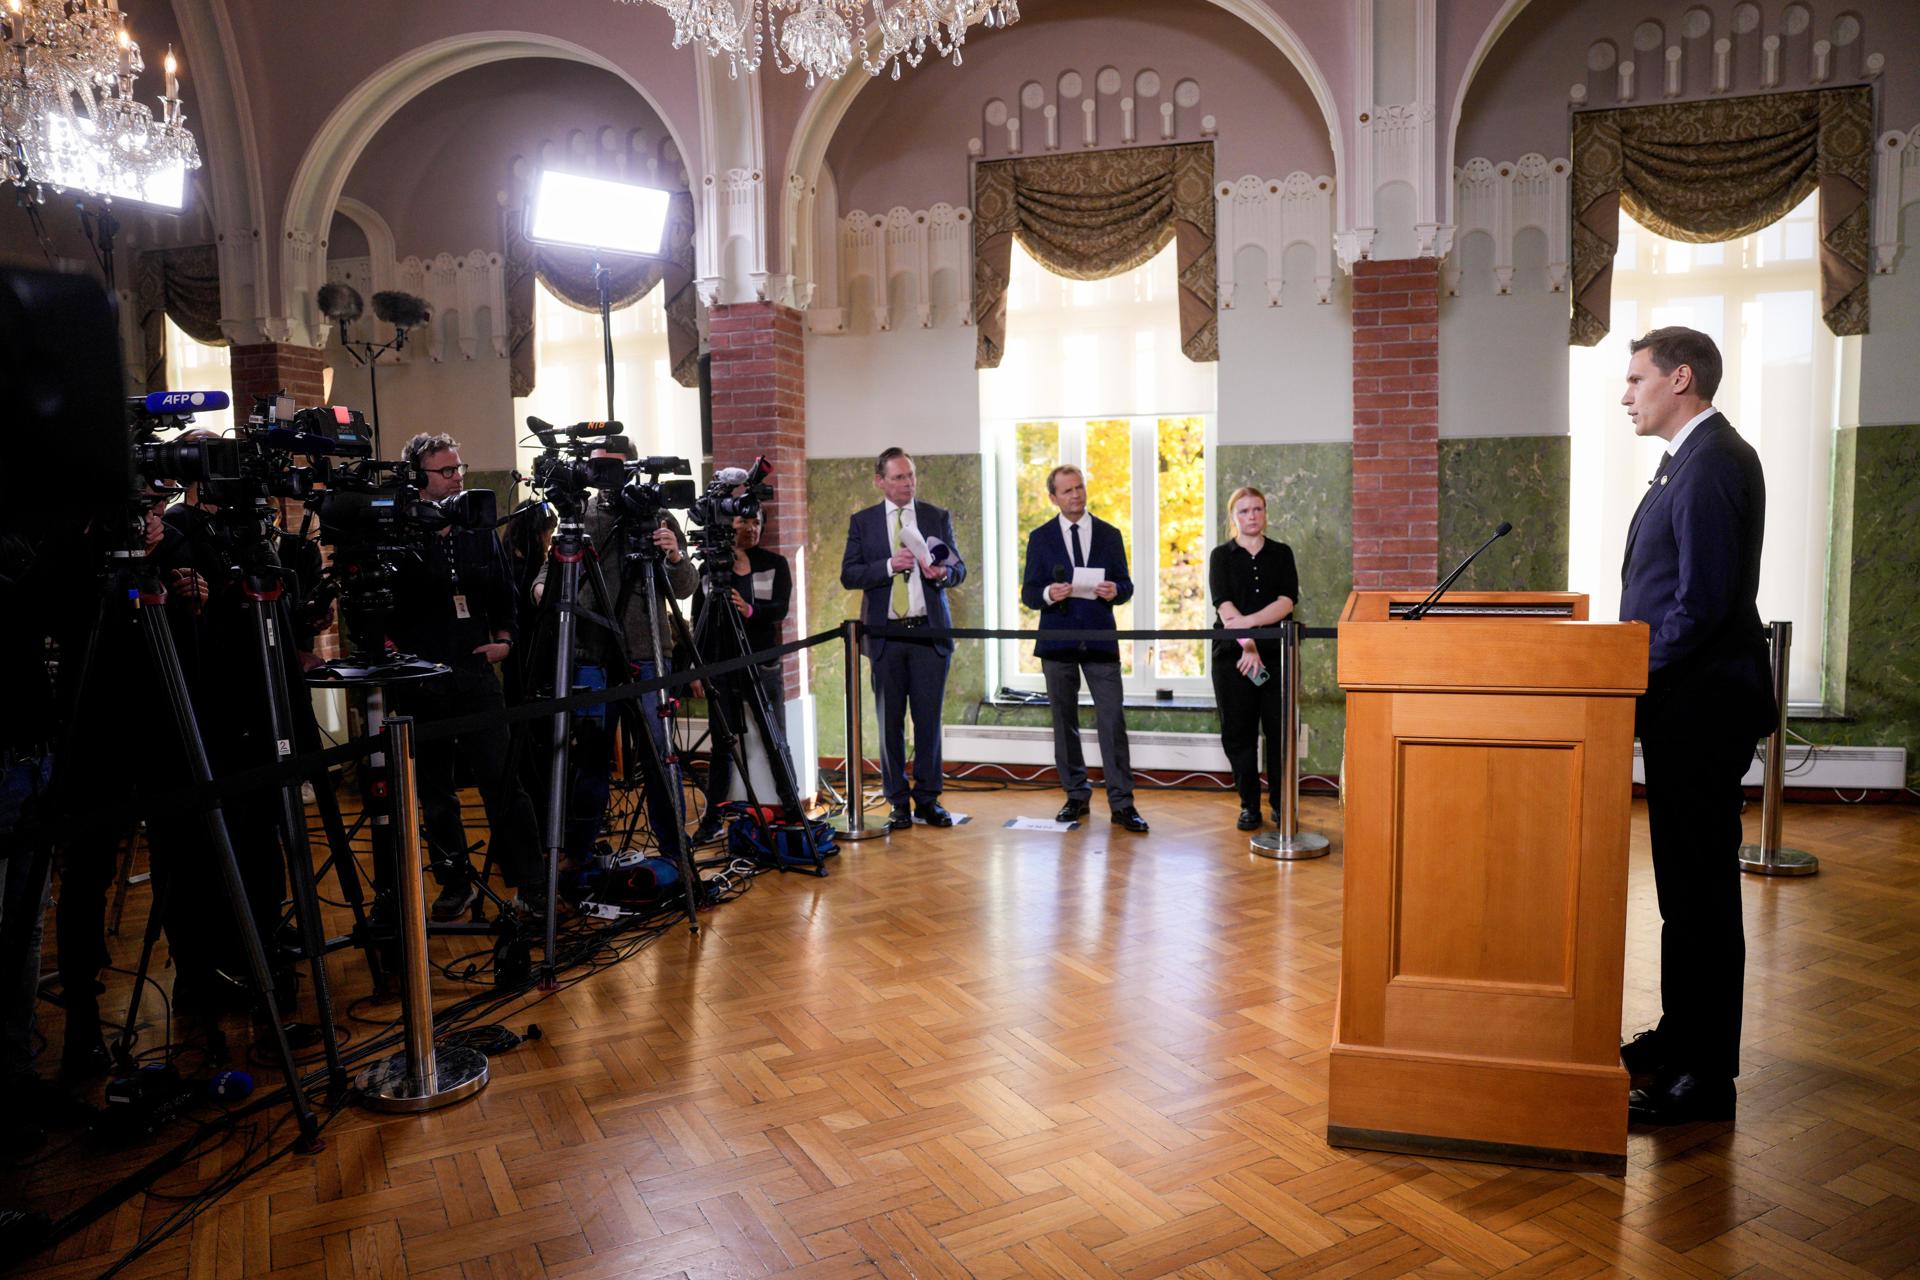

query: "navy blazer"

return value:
[1019, 514, 1134, 662]
[1618, 412, 1774, 737]
[840, 500, 968, 658]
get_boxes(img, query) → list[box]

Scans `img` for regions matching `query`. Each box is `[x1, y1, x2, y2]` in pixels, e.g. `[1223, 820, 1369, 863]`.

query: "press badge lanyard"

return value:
[440, 534, 472, 620]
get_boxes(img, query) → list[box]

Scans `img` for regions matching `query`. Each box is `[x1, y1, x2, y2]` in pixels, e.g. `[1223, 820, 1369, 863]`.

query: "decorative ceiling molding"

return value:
[1446, 153, 1570, 297]
[1873, 124, 1920, 275]
[967, 66, 1214, 160]
[1214, 172, 1335, 308]
[1565, 3, 1883, 109]
[809, 202, 972, 335]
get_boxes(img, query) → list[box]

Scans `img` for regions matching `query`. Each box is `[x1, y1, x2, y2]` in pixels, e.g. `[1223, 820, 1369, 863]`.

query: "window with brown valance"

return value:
[972, 142, 1218, 369]
[136, 243, 223, 392]
[1570, 85, 1873, 346]
[501, 188, 701, 397]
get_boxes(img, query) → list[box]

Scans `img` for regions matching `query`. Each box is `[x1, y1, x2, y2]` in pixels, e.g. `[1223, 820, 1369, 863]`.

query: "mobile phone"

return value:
[1248, 664, 1271, 686]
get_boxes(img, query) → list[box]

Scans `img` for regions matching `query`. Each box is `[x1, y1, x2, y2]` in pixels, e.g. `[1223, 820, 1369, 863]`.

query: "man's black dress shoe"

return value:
[887, 805, 913, 830]
[1113, 808, 1150, 833]
[1056, 798, 1090, 822]
[1628, 1072, 1735, 1125]
[1236, 808, 1261, 831]
[916, 802, 955, 828]
[1619, 1029, 1668, 1076]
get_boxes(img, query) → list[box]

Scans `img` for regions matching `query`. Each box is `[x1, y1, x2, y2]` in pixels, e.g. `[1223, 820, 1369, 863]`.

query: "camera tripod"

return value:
[529, 501, 702, 987]
[56, 534, 327, 1148]
[678, 539, 807, 829]
[110, 517, 358, 1099]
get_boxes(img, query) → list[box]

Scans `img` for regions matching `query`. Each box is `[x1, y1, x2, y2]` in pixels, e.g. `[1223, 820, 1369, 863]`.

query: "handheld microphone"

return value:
[1405, 521, 1513, 619]
[143, 390, 230, 414]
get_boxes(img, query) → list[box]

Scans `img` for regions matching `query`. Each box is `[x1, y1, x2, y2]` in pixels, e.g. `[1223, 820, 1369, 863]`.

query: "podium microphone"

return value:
[1405, 521, 1512, 620]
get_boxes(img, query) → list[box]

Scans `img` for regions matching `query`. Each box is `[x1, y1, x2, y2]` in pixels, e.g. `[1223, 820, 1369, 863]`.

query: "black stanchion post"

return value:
[1740, 620, 1818, 877]
[1251, 620, 1330, 861]
[356, 716, 489, 1111]
[829, 619, 887, 842]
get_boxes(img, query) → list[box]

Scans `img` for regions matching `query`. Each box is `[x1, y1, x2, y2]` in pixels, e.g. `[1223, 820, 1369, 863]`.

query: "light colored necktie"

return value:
[890, 507, 908, 618]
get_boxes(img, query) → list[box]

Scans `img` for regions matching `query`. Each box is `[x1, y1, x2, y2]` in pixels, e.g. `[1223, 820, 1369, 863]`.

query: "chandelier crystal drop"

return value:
[616, 0, 1019, 86]
[1, 0, 202, 207]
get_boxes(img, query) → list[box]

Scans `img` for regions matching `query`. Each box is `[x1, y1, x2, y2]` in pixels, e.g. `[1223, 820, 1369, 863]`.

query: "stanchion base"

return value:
[1738, 845, 1819, 877]
[1251, 831, 1331, 861]
[355, 1045, 489, 1113]
[830, 815, 891, 843]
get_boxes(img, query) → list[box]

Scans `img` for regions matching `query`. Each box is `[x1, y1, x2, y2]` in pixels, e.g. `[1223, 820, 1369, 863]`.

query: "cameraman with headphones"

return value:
[388, 432, 544, 918]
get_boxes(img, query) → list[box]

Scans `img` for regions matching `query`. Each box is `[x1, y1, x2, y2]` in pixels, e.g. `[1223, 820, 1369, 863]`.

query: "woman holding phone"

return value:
[1209, 486, 1300, 831]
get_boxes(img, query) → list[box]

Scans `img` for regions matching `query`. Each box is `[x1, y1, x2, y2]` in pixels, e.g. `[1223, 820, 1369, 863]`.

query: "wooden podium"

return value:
[1329, 591, 1647, 1173]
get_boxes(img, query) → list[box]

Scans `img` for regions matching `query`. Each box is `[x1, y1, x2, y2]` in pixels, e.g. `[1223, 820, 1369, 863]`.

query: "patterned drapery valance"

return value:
[136, 243, 223, 393]
[501, 188, 701, 397]
[1571, 86, 1874, 346]
[973, 143, 1218, 368]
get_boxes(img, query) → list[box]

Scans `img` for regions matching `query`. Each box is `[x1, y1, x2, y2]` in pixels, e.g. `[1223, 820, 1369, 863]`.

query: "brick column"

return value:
[227, 342, 327, 415]
[706, 301, 807, 695]
[1351, 259, 1440, 590]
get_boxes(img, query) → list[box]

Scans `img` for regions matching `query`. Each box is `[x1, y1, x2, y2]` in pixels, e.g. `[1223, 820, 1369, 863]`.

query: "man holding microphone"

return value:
[1020, 465, 1148, 833]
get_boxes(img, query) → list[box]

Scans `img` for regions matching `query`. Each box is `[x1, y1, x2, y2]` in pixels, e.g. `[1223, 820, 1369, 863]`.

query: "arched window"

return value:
[983, 238, 1217, 697]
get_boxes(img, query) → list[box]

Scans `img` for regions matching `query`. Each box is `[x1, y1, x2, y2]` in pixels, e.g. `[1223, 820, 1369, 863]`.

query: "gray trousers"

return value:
[1042, 658, 1133, 810]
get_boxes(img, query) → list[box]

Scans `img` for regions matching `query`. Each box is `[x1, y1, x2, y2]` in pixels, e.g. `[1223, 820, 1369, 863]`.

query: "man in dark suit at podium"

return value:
[840, 447, 967, 830]
[1019, 466, 1148, 833]
[1617, 326, 1774, 1125]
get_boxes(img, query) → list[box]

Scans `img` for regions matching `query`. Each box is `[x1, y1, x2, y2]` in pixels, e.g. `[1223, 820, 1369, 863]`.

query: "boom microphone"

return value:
[316, 281, 364, 322]
[370, 290, 431, 330]
[142, 389, 230, 414]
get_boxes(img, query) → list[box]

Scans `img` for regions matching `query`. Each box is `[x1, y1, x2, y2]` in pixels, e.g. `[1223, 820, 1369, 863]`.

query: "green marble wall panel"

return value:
[1438, 436, 1570, 592]
[1214, 443, 1353, 778]
[1816, 424, 1920, 785]
[1823, 427, 1855, 715]
[806, 453, 985, 760]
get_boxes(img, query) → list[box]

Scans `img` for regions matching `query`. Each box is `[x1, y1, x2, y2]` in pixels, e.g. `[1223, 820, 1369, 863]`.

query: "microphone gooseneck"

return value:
[1406, 521, 1514, 620]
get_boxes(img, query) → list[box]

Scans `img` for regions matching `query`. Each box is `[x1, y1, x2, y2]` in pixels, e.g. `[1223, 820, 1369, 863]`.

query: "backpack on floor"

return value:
[721, 802, 838, 876]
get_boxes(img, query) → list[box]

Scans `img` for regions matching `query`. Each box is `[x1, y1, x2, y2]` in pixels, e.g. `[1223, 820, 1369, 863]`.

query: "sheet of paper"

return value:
[1004, 816, 1077, 831]
[897, 519, 930, 563]
[752, 569, 775, 600]
[1070, 567, 1105, 600]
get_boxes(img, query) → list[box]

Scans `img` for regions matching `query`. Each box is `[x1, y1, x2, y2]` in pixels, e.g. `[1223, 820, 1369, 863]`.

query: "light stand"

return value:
[337, 324, 410, 460]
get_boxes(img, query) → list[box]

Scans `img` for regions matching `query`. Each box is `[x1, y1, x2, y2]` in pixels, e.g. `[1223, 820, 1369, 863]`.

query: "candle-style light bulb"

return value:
[164, 45, 178, 98]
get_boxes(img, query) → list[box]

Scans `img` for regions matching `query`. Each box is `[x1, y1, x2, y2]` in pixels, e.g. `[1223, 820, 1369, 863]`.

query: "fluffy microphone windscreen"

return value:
[371, 290, 431, 329]
[316, 282, 364, 322]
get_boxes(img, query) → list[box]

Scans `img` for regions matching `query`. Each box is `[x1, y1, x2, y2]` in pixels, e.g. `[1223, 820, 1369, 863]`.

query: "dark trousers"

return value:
[1212, 657, 1288, 811]
[1641, 708, 1755, 1081]
[706, 665, 786, 806]
[1041, 658, 1133, 810]
[870, 638, 949, 806]
[393, 665, 542, 890]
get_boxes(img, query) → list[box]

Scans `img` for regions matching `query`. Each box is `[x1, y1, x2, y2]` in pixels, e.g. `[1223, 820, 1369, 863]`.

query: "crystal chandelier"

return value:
[2, 0, 203, 208]
[620, 0, 1021, 87]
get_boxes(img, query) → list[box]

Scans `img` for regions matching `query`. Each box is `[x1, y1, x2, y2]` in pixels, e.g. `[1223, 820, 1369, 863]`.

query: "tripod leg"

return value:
[307, 765, 384, 988]
[111, 852, 171, 1068]
[257, 598, 349, 1098]
[138, 601, 323, 1151]
[539, 539, 582, 988]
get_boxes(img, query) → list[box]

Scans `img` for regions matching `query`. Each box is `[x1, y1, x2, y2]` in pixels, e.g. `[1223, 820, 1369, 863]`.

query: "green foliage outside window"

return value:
[1156, 417, 1208, 677]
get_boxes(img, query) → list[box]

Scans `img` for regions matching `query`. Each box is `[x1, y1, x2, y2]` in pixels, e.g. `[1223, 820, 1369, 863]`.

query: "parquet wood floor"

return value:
[9, 785, 1920, 1279]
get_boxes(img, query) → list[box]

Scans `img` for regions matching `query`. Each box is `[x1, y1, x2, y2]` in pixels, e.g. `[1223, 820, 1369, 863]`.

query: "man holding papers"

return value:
[1020, 466, 1149, 833]
[841, 447, 968, 830]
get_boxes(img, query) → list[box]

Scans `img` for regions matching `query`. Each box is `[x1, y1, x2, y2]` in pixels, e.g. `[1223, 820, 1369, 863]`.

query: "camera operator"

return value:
[388, 432, 544, 919]
[531, 445, 697, 858]
[689, 508, 792, 845]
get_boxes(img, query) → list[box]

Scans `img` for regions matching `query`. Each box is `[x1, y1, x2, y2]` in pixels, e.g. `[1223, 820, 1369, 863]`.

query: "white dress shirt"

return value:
[885, 498, 928, 618]
[1666, 406, 1717, 459]
[1056, 513, 1091, 566]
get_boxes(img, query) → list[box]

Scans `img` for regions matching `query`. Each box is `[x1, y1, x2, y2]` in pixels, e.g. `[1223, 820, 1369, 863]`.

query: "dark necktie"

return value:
[1070, 522, 1084, 568]
[1650, 452, 1673, 485]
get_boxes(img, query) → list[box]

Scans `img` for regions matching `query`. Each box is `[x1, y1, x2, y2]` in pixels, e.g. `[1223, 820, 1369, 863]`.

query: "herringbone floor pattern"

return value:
[10, 786, 1920, 1278]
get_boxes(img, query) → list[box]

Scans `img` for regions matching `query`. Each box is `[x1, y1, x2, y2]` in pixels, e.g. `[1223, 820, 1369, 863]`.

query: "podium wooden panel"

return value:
[1330, 591, 1647, 1173]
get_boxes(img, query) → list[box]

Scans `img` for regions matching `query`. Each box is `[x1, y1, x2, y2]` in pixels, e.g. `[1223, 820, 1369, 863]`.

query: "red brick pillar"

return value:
[227, 342, 327, 416]
[706, 302, 807, 695]
[1351, 260, 1440, 590]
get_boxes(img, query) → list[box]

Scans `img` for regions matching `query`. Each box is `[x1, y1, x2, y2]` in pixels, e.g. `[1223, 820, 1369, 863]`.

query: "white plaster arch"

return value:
[1444, 0, 1535, 229]
[170, 0, 272, 344]
[779, 0, 1347, 290]
[278, 31, 697, 346]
